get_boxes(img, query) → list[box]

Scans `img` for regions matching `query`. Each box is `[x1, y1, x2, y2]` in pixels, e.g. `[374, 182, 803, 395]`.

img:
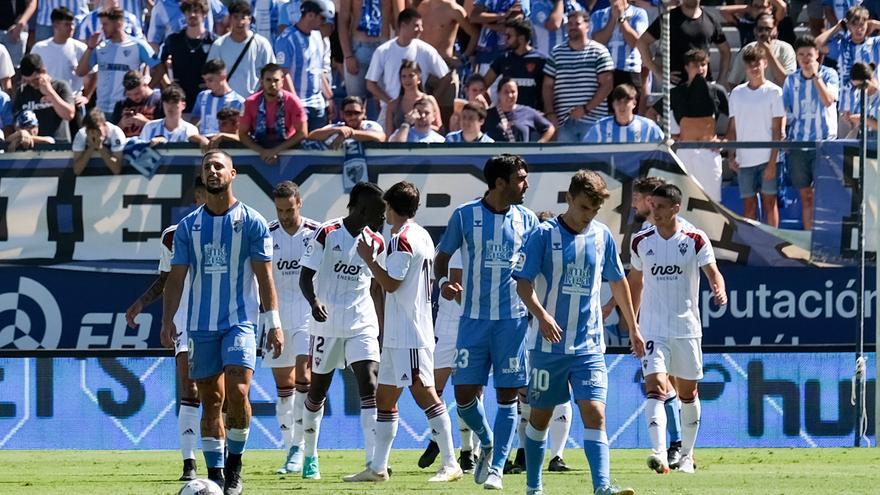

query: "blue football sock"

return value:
[583, 428, 610, 491]
[202, 437, 225, 468]
[490, 400, 518, 471]
[665, 394, 682, 443]
[457, 398, 493, 447]
[525, 423, 548, 490]
[226, 428, 249, 455]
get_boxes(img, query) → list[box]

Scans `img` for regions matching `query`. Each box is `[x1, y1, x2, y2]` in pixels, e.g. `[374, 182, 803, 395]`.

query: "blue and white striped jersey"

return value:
[251, 0, 288, 44]
[514, 216, 624, 355]
[147, 0, 228, 45]
[530, 0, 581, 58]
[138, 118, 200, 142]
[589, 5, 649, 73]
[88, 37, 159, 113]
[171, 201, 272, 332]
[75, 10, 144, 42]
[832, 34, 880, 113]
[474, 0, 531, 63]
[192, 89, 245, 135]
[437, 198, 539, 321]
[583, 115, 663, 143]
[822, 0, 861, 23]
[274, 26, 328, 109]
[445, 130, 495, 143]
[36, 0, 88, 26]
[782, 67, 840, 141]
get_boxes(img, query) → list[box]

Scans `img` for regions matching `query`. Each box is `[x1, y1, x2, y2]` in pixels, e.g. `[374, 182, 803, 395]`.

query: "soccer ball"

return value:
[177, 478, 223, 495]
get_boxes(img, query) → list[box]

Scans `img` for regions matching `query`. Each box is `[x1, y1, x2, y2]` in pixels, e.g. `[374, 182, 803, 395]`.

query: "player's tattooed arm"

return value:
[125, 271, 169, 328]
[299, 267, 328, 322]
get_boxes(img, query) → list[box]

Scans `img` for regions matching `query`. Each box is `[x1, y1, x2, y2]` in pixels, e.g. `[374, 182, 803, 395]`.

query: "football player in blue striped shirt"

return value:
[162, 149, 284, 494]
[583, 83, 663, 144]
[514, 170, 644, 495]
[435, 154, 539, 489]
[782, 34, 839, 230]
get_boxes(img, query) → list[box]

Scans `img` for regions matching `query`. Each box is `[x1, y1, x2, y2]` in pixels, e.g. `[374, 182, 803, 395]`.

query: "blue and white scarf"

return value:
[253, 92, 286, 146]
[358, 0, 382, 37]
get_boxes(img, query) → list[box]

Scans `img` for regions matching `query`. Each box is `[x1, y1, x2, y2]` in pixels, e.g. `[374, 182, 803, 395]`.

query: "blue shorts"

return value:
[737, 162, 778, 198]
[785, 149, 815, 189]
[527, 352, 607, 410]
[452, 317, 528, 388]
[188, 325, 257, 380]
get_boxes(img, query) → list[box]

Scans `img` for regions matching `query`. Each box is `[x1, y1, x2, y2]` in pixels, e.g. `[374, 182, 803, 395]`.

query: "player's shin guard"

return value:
[665, 391, 682, 444]
[645, 393, 667, 455]
[202, 437, 225, 468]
[425, 402, 456, 467]
[490, 399, 518, 472]
[302, 396, 325, 457]
[226, 428, 249, 456]
[457, 397, 493, 447]
[524, 423, 548, 491]
[457, 412, 475, 451]
[178, 399, 200, 460]
[549, 401, 572, 458]
[680, 394, 701, 456]
[360, 395, 378, 467]
[276, 387, 294, 449]
[372, 409, 398, 473]
[292, 384, 308, 448]
[583, 428, 610, 491]
[517, 401, 531, 450]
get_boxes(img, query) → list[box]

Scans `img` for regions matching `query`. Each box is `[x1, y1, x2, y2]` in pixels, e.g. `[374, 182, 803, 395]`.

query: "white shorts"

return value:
[261, 327, 310, 368]
[175, 326, 189, 355]
[433, 331, 457, 370]
[310, 333, 380, 375]
[378, 347, 435, 388]
[641, 337, 703, 381]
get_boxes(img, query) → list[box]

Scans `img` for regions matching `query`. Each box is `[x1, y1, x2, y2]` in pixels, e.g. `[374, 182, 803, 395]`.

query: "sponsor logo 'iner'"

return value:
[651, 264, 683, 276]
[333, 261, 361, 276]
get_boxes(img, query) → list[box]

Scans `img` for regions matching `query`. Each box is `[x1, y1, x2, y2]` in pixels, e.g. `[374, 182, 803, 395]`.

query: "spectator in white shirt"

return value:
[72, 107, 126, 175]
[206, 0, 276, 99]
[138, 84, 205, 146]
[365, 8, 451, 127]
[30, 7, 90, 104]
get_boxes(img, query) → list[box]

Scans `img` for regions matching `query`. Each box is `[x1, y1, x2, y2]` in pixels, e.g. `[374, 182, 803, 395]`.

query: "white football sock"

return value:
[680, 396, 701, 457]
[646, 396, 667, 456]
[292, 389, 307, 448]
[518, 401, 531, 450]
[360, 396, 377, 467]
[372, 410, 398, 473]
[276, 390, 294, 449]
[549, 401, 572, 458]
[178, 402, 200, 460]
[458, 412, 474, 451]
[426, 402, 457, 467]
[302, 397, 324, 457]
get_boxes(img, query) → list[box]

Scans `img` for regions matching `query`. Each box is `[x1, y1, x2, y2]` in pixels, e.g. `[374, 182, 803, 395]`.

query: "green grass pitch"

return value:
[1, 448, 878, 494]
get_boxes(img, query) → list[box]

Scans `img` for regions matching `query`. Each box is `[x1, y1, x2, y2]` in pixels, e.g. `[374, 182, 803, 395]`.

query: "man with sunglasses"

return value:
[726, 13, 795, 89]
[307, 95, 386, 148]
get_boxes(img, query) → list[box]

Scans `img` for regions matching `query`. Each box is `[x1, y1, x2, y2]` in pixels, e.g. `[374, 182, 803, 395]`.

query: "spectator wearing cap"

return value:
[366, 9, 451, 128]
[34, 0, 89, 43]
[388, 96, 446, 142]
[191, 59, 245, 136]
[6, 110, 57, 151]
[445, 102, 494, 143]
[542, 10, 614, 142]
[153, 0, 218, 114]
[14, 53, 76, 143]
[207, 0, 276, 100]
[239, 63, 307, 163]
[76, 7, 159, 115]
[138, 84, 204, 145]
[72, 107, 126, 175]
[484, 17, 547, 111]
[111, 71, 164, 138]
[486, 77, 555, 142]
[0, 0, 35, 67]
[75, 0, 144, 42]
[31, 7, 90, 106]
[149, 0, 229, 51]
[275, 0, 333, 131]
[308, 95, 386, 148]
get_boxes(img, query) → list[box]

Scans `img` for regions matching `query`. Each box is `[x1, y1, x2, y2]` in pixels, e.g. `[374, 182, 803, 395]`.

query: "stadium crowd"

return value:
[0, 0, 878, 228]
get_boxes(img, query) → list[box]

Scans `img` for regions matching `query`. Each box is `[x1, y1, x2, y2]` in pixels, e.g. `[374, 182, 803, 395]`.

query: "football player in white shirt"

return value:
[628, 184, 727, 475]
[124, 176, 206, 482]
[346, 181, 463, 483]
[298, 182, 387, 481]
[264, 181, 321, 475]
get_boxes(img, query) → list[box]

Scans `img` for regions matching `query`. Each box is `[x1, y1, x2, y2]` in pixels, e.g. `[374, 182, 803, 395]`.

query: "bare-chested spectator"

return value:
[338, 0, 405, 100]
[417, 0, 479, 123]
[365, 8, 450, 128]
[469, 0, 527, 74]
[386, 60, 443, 133]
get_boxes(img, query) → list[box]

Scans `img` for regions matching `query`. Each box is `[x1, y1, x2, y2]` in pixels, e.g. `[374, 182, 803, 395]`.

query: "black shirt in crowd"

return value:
[14, 80, 74, 142]
[647, 7, 727, 78]
[489, 49, 547, 110]
[159, 29, 217, 113]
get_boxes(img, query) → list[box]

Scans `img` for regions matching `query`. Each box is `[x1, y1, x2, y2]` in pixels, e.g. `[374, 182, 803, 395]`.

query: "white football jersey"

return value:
[270, 217, 320, 332]
[630, 224, 715, 339]
[383, 222, 436, 349]
[159, 224, 191, 332]
[300, 218, 386, 338]
[435, 249, 463, 335]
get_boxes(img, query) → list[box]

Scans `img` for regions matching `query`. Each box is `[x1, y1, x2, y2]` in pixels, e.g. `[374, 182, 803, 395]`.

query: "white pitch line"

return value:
[608, 401, 647, 446]
[0, 358, 30, 448]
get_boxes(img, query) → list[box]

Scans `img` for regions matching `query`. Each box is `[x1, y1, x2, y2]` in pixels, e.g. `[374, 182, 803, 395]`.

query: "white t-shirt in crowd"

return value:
[0, 44, 15, 81]
[31, 38, 89, 94]
[71, 123, 127, 152]
[365, 37, 449, 101]
[207, 32, 276, 99]
[729, 80, 785, 168]
[138, 118, 199, 142]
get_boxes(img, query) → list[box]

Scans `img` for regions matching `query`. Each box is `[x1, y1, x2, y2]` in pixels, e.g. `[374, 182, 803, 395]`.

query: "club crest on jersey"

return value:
[678, 241, 688, 255]
[233, 219, 243, 233]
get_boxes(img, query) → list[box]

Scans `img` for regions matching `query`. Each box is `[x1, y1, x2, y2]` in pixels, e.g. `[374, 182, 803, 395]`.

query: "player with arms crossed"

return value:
[628, 184, 727, 474]
[162, 150, 284, 495]
[264, 181, 320, 475]
[514, 170, 644, 495]
[435, 154, 539, 490]
[298, 182, 387, 481]
[125, 176, 206, 482]
[351, 181, 464, 482]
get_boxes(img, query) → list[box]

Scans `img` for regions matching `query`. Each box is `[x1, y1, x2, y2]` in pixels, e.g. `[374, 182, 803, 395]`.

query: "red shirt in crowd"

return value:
[240, 89, 306, 145]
